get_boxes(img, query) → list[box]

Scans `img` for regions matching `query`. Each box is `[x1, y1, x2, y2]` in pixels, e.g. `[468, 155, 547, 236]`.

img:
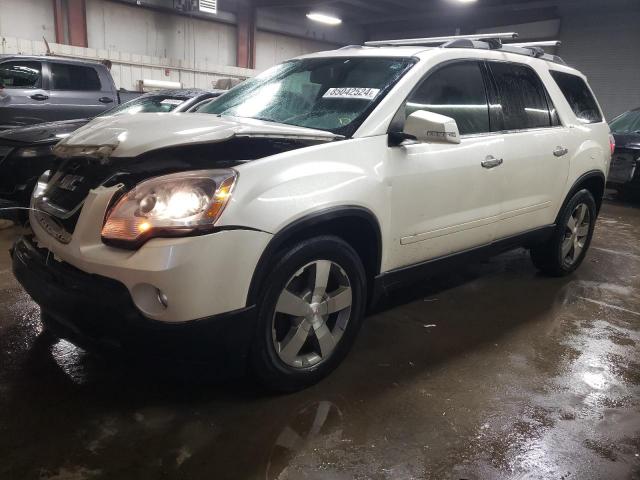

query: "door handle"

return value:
[30, 93, 48, 101]
[553, 146, 569, 157]
[98, 97, 114, 104]
[481, 155, 503, 169]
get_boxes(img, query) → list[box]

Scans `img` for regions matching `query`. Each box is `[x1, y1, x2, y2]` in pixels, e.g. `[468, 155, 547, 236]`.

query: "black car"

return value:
[608, 108, 640, 197]
[0, 88, 224, 220]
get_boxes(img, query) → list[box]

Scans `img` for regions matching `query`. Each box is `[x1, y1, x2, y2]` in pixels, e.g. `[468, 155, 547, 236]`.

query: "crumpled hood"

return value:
[61, 113, 341, 158]
[0, 118, 89, 144]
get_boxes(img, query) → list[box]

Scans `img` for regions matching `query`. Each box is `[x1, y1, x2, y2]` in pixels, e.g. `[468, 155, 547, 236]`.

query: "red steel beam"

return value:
[237, 3, 256, 69]
[67, 0, 88, 47]
[52, 0, 66, 44]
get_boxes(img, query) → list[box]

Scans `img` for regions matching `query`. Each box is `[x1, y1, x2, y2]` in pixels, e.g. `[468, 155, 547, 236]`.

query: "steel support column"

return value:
[237, 2, 256, 69]
[52, 0, 88, 47]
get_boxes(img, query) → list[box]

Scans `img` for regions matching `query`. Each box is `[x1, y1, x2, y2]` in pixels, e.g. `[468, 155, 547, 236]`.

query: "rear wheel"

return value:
[530, 189, 597, 276]
[250, 236, 366, 392]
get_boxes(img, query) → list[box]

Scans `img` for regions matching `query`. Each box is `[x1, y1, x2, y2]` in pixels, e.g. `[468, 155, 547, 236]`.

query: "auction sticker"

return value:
[160, 99, 184, 105]
[322, 87, 380, 100]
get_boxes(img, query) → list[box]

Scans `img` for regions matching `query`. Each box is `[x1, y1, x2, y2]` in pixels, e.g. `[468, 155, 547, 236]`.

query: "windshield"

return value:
[99, 95, 189, 117]
[199, 57, 415, 136]
[609, 110, 640, 134]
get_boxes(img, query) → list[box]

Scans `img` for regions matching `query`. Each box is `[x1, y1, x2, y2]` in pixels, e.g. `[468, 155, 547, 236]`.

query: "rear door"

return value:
[485, 60, 571, 239]
[0, 59, 49, 128]
[46, 62, 114, 121]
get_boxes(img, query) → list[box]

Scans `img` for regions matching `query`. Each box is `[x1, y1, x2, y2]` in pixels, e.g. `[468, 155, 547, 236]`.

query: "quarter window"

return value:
[406, 61, 490, 135]
[50, 63, 101, 91]
[0, 61, 42, 89]
[488, 62, 552, 130]
[550, 70, 602, 124]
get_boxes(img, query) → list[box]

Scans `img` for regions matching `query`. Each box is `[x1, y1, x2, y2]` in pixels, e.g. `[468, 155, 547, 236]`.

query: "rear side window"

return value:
[0, 61, 42, 89]
[406, 61, 490, 135]
[50, 63, 101, 91]
[488, 62, 552, 131]
[550, 71, 602, 124]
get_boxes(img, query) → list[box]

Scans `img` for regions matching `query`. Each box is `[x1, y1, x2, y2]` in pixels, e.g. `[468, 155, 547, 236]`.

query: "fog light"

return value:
[157, 289, 168, 308]
[131, 283, 169, 315]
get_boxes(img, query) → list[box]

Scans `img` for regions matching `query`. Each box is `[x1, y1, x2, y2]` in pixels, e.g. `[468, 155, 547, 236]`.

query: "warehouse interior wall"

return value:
[0, 0, 339, 75]
[557, 4, 640, 119]
[255, 31, 337, 72]
[85, 0, 238, 68]
[0, 0, 56, 41]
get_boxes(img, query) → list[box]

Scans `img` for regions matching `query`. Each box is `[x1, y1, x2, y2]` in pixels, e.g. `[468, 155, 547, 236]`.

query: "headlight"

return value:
[101, 169, 237, 248]
[14, 144, 56, 158]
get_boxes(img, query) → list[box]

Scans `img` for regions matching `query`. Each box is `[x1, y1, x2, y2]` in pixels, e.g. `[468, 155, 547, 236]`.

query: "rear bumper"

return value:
[12, 236, 257, 376]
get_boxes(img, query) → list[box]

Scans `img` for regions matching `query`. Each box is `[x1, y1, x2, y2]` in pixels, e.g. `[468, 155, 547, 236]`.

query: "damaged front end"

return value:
[32, 131, 336, 246]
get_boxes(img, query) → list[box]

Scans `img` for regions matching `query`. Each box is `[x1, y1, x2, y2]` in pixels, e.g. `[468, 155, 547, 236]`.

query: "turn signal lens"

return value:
[101, 169, 237, 248]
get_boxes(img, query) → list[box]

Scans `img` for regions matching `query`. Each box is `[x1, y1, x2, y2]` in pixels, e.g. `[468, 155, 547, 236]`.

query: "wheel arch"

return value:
[246, 206, 382, 307]
[557, 170, 606, 222]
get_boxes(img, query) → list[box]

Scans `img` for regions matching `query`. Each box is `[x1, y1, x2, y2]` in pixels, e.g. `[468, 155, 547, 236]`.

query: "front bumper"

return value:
[12, 236, 257, 374]
[29, 185, 273, 322]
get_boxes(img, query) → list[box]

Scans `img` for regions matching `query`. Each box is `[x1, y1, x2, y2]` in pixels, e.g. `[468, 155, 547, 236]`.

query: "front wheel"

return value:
[530, 189, 597, 276]
[250, 236, 367, 392]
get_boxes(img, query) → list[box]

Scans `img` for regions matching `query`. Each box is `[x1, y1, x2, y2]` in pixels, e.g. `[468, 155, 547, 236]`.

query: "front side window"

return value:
[488, 62, 552, 130]
[609, 110, 640, 134]
[550, 71, 602, 124]
[0, 61, 42, 89]
[50, 63, 101, 91]
[200, 57, 415, 136]
[99, 95, 189, 116]
[405, 61, 490, 135]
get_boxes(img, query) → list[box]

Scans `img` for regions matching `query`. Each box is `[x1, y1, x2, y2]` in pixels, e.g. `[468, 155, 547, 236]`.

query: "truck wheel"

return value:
[250, 236, 367, 392]
[530, 189, 597, 276]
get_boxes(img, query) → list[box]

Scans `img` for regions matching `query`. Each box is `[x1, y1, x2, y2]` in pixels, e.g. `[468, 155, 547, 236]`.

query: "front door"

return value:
[385, 60, 504, 269]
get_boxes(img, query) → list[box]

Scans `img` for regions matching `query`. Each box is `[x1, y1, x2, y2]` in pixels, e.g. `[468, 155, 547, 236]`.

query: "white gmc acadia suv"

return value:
[12, 35, 613, 391]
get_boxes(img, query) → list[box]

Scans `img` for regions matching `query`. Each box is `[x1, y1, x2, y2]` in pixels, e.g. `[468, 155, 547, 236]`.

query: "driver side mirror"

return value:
[395, 110, 461, 145]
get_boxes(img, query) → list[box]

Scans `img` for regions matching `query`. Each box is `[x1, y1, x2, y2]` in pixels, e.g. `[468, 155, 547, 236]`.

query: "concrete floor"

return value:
[0, 200, 639, 480]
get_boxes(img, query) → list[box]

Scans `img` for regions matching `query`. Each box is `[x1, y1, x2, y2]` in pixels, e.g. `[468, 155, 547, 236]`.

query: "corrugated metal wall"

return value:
[255, 31, 337, 72]
[558, 5, 640, 119]
[0, 37, 255, 91]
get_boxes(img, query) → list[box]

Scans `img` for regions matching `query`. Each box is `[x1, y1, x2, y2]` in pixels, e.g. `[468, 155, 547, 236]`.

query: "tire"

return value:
[249, 235, 367, 392]
[530, 189, 597, 276]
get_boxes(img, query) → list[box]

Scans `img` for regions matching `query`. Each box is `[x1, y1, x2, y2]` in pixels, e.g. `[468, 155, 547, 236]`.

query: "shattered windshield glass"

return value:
[200, 57, 415, 136]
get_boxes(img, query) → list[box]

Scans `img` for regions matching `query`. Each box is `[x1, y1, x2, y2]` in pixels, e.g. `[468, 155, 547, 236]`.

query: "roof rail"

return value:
[508, 41, 561, 48]
[364, 32, 518, 47]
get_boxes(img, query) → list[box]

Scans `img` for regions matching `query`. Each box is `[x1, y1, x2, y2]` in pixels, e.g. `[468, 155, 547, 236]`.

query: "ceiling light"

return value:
[456, 0, 477, 2]
[306, 12, 342, 25]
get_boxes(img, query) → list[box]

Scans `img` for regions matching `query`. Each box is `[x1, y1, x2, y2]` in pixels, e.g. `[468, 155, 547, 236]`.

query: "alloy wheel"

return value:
[562, 202, 591, 266]
[272, 260, 352, 369]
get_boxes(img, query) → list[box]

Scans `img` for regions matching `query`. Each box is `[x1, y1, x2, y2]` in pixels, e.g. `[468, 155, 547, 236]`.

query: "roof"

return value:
[295, 42, 583, 75]
[297, 45, 432, 60]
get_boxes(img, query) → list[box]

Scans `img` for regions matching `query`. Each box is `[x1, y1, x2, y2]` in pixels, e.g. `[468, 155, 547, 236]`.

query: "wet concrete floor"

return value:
[1, 199, 639, 480]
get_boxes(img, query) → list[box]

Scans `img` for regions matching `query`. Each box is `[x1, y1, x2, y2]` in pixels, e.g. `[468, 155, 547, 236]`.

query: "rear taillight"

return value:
[609, 134, 615, 156]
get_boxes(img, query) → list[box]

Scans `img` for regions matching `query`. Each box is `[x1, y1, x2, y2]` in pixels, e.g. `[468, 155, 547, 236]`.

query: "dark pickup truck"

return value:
[0, 55, 140, 130]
